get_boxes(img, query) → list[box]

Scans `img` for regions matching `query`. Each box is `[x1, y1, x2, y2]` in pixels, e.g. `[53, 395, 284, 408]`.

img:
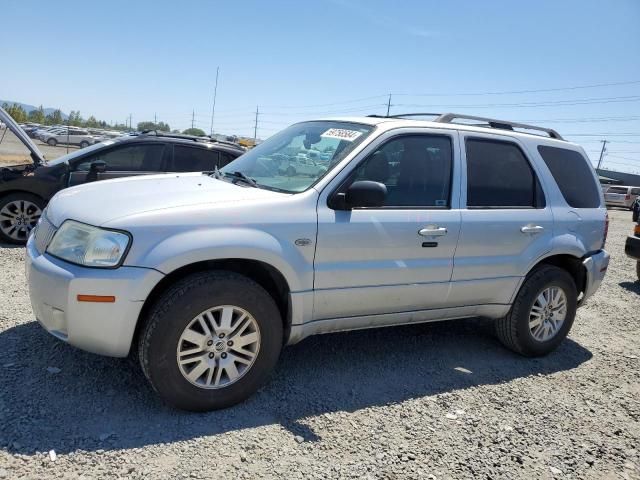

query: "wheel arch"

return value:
[526, 253, 587, 297]
[133, 258, 293, 351]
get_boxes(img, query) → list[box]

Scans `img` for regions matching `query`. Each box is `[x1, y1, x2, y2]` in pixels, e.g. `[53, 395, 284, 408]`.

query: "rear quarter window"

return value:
[537, 146, 601, 208]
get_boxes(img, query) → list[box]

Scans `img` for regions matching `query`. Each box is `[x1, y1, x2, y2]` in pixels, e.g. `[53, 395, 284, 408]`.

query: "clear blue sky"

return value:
[2, 0, 639, 171]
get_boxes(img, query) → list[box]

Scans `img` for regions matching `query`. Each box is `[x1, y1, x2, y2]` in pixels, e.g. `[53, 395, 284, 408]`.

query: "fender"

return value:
[128, 227, 315, 293]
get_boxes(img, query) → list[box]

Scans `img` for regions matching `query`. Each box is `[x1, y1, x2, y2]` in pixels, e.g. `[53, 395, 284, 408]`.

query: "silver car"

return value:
[25, 113, 609, 411]
[41, 128, 98, 148]
[604, 185, 640, 209]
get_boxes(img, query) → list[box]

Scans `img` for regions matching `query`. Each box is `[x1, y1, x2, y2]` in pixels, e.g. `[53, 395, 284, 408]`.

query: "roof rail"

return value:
[433, 113, 564, 140]
[138, 130, 245, 150]
[371, 112, 564, 140]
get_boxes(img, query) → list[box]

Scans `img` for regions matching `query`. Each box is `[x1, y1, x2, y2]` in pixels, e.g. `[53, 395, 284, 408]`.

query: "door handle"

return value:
[419, 226, 448, 237]
[520, 225, 545, 234]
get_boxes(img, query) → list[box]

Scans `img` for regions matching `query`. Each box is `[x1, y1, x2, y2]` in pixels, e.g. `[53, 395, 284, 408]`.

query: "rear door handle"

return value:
[419, 226, 448, 237]
[521, 225, 545, 234]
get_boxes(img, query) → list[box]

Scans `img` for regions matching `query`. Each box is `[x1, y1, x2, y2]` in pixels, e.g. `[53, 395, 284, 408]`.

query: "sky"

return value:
[2, 0, 640, 172]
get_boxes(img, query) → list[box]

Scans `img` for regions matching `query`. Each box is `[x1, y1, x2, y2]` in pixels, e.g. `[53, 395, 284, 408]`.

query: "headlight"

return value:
[46, 220, 131, 268]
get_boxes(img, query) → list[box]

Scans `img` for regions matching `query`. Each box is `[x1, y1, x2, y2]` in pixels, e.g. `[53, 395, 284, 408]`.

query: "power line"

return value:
[393, 95, 640, 110]
[392, 79, 640, 97]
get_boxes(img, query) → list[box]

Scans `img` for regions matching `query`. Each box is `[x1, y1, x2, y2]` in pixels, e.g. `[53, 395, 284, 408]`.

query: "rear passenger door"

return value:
[167, 145, 220, 172]
[450, 133, 554, 307]
[68, 143, 166, 186]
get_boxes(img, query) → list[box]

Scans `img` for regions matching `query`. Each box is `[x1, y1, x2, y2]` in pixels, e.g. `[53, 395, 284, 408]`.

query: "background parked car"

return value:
[40, 127, 99, 148]
[0, 107, 244, 243]
[604, 185, 640, 209]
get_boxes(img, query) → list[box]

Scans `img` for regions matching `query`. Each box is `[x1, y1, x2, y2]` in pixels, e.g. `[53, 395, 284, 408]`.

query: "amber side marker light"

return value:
[634, 224, 640, 236]
[77, 295, 116, 303]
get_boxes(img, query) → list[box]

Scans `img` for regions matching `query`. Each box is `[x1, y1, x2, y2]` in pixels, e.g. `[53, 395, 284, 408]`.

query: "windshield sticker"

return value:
[320, 128, 363, 142]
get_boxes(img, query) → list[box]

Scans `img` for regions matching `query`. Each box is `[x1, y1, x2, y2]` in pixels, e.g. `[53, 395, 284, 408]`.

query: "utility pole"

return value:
[596, 140, 608, 171]
[253, 106, 259, 145]
[128, 114, 132, 130]
[154, 113, 157, 124]
[191, 110, 195, 130]
[210, 66, 220, 137]
[386, 93, 392, 116]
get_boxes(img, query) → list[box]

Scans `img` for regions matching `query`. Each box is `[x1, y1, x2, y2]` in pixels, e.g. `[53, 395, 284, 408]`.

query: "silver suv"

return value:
[26, 113, 610, 411]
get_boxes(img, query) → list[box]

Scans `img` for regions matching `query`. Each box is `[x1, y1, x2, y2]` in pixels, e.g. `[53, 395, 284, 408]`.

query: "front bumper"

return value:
[625, 235, 640, 260]
[580, 249, 610, 305]
[26, 236, 164, 357]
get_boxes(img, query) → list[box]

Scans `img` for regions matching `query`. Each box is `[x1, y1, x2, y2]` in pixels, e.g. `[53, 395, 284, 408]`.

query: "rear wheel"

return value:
[80, 141, 89, 148]
[0, 193, 44, 244]
[138, 271, 283, 411]
[47, 138, 57, 146]
[636, 261, 640, 282]
[496, 265, 577, 356]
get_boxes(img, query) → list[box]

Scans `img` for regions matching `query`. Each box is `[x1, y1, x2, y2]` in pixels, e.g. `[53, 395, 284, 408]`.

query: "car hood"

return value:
[0, 106, 46, 166]
[46, 173, 288, 227]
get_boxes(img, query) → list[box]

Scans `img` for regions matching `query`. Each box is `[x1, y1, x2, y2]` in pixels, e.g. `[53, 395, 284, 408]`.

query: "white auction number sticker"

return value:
[320, 128, 363, 142]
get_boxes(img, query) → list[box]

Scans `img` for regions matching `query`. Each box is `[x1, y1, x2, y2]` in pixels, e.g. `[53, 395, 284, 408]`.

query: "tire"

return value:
[0, 193, 45, 244]
[495, 265, 577, 357]
[286, 166, 296, 176]
[632, 208, 639, 223]
[47, 138, 57, 146]
[80, 141, 89, 148]
[636, 261, 640, 282]
[138, 270, 283, 411]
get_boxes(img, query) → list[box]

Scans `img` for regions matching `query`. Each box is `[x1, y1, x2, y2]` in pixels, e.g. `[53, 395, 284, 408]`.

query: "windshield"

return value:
[220, 121, 375, 193]
[46, 140, 117, 166]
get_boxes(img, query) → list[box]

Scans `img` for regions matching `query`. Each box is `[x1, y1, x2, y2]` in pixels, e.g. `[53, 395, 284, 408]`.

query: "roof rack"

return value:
[369, 112, 564, 140]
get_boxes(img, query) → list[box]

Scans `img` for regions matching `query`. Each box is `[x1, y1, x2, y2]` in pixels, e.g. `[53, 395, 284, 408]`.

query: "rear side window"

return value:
[466, 138, 543, 208]
[538, 146, 601, 208]
[631, 188, 640, 195]
[607, 186, 629, 194]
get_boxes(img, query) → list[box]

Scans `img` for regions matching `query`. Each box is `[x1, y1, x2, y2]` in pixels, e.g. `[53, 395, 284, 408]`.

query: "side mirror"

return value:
[332, 180, 387, 210]
[89, 160, 107, 173]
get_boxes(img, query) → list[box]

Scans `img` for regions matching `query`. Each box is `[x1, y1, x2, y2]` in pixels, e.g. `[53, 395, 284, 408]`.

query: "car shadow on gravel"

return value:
[619, 281, 640, 294]
[0, 318, 592, 455]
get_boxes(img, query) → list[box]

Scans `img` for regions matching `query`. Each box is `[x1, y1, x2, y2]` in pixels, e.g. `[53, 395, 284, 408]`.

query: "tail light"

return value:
[602, 212, 609, 249]
[635, 224, 640, 236]
[625, 194, 631, 200]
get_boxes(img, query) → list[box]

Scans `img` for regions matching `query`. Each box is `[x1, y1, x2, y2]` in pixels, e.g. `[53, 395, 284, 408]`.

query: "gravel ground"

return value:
[0, 209, 638, 479]
[0, 128, 77, 165]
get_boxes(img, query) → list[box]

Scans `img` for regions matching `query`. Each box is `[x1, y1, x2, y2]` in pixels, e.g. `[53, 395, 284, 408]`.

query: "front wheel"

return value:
[80, 141, 89, 148]
[138, 271, 283, 411]
[0, 193, 44, 244]
[47, 138, 57, 146]
[495, 265, 577, 357]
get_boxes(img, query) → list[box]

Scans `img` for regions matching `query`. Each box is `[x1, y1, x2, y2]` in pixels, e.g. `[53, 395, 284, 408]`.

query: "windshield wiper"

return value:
[225, 171, 258, 187]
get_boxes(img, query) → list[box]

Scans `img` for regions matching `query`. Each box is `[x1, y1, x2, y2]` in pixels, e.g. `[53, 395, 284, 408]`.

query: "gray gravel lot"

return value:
[0, 128, 77, 165]
[0, 209, 638, 479]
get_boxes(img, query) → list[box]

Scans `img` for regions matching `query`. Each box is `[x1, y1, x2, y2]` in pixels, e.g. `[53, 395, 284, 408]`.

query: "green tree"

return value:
[2, 103, 28, 123]
[182, 128, 206, 136]
[27, 105, 45, 124]
[68, 110, 83, 127]
[46, 109, 63, 125]
[137, 121, 171, 132]
[85, 116, 98, 128]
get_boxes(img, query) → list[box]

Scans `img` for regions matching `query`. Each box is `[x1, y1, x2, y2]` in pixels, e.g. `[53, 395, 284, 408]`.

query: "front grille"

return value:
[33, 215, 57, 254]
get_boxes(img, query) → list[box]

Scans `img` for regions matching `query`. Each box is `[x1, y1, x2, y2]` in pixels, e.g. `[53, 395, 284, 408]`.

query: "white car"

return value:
[41, 128, 98, 148]
[604, 185, 640, 209]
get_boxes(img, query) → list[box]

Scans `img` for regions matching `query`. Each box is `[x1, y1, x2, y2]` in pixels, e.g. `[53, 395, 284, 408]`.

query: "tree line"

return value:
[0, 103, 196, 134]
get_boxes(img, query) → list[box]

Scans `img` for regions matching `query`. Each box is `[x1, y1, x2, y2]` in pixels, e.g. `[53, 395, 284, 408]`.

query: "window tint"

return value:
[169, 146, 219, 172]
[353, 135, 452, 207]
[607, 186, 629, 194]
[537, 146, 601, 208]
[75, 144, 164, 171]
[630, 188, 640, 195]
[466, 139, 542, 208]
[219, 151, 237, 167]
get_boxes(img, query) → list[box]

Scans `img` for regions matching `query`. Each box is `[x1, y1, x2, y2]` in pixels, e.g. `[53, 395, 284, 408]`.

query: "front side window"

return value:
[466, 138, 543, 208]
[220, 121, 375, 193]
[169, 145, 219, 172]
[74, 144, 164, 171]
[351, 135, 453, 207]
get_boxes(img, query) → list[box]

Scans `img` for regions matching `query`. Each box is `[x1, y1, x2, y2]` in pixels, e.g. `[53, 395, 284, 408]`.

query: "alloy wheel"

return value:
[176, 305, 261, 389]
[528, 287, 567, 342]
[0, 200, 42, 242]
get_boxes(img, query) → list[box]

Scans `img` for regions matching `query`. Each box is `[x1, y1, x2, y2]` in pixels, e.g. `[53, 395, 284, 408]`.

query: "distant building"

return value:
[597, 169, 640, 187]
